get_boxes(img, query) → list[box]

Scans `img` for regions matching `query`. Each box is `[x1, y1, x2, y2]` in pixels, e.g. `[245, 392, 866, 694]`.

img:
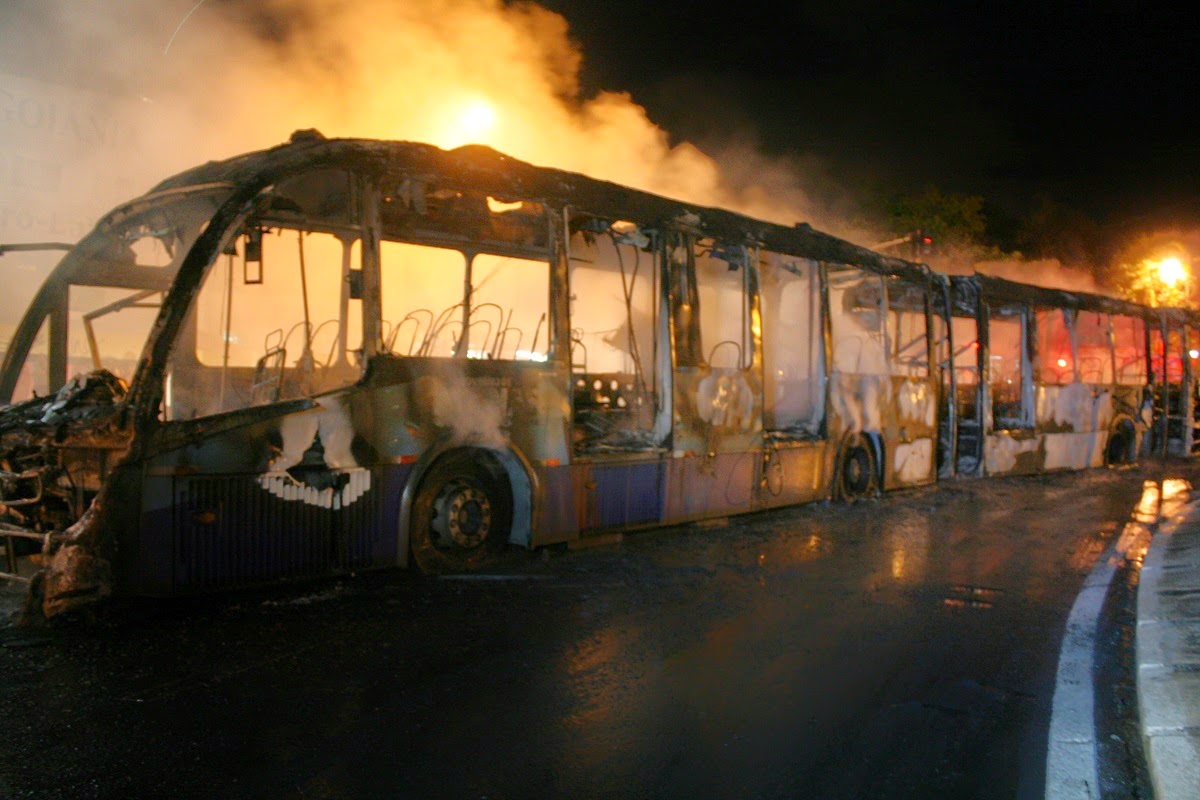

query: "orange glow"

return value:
[1056, 358, 1068, 368]
[1157, 256, 1187, 288]
[430, 98, 503, 149]
[458, 99, 496, 138]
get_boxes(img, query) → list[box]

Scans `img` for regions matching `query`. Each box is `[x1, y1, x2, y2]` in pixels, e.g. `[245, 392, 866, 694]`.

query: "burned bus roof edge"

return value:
[145, 130, 930, 282]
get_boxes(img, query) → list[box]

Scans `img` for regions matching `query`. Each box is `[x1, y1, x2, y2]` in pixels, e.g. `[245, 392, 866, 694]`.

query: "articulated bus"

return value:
[0, 132, 1191, 617]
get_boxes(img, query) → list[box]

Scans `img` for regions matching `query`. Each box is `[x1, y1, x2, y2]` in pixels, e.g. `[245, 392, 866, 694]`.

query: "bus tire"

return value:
[1105, 421, 1136, 466]
[410, 449, 513, 574]
[834, 433, 879, 502]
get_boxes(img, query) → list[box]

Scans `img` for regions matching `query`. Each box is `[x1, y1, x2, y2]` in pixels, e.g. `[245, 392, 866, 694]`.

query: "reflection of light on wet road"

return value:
[884, 512, 931, 583]
[1066, 532, 1107, 573]
[1163, 478, 1191, 498]
[1162, 478, 1192, 505]
[804, 533, 827, 557]
[942, 585, 1002, 610]
[742, 528, 834, 572]
[1134, 480, 1161, 523]
[561, 627, 628, 731]
[1132, 478, 1192, 525]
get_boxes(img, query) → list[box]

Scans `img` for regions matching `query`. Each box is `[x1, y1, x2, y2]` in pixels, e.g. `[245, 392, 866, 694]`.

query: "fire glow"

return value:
[447, 99, 498, 146]
[1156, 256, 1187, 288]
[17, 0, 824, 234]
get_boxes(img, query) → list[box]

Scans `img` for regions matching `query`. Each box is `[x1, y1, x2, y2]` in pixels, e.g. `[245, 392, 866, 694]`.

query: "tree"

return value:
[1104, 230, 1197, 309]
[1015, 197, 1106, 270]
[884, 186, 987, 251]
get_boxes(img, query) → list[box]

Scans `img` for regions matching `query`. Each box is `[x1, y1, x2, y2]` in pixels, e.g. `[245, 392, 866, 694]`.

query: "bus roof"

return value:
[148, 129, 933, 284]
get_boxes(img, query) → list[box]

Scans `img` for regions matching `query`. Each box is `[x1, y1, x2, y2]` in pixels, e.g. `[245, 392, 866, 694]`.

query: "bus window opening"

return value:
[568, 217, 662, 452]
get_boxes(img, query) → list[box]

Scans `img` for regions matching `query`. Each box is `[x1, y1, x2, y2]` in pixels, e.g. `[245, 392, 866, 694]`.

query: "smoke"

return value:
[974, 258, 1104, 295]
[0, 0, 892, 364]
[925, 246, 1106, 295]
[0, 0, 850, 234]
[4, 0, 1125, 335]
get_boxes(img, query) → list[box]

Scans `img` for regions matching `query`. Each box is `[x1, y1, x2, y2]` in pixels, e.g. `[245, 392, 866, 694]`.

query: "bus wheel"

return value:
[835, 434, 878, 502]
[1105, 424, 1135, 466]
[411, 451, 513, 574]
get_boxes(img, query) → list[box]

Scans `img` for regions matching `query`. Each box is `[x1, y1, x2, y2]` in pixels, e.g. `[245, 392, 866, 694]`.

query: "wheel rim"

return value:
[431, 480, 493, 549]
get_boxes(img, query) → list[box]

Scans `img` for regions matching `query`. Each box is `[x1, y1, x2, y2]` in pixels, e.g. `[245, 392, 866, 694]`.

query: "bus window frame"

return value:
[986, 303, 1033, 431]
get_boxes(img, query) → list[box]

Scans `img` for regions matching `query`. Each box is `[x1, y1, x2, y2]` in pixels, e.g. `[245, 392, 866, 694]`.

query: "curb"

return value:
[1137, 500, 1200, 800]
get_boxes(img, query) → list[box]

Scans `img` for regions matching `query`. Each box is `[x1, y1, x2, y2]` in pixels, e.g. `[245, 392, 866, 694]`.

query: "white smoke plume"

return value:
[0, 0, 877, 353]
[2, 0, 1118, 330]
[1, 0, 846, 234]
[974, 258, 1104, 295]
[927, 247, 1107, 296]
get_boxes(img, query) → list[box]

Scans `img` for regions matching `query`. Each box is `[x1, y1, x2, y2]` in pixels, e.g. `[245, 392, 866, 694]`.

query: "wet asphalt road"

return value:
[3, 464, 1196, 800]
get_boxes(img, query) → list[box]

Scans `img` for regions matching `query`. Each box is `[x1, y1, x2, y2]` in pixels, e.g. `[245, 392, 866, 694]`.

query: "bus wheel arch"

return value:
[1105, 417, 1137, 466]
[834, 432, 880, 502]
[405, 446, 533, 574]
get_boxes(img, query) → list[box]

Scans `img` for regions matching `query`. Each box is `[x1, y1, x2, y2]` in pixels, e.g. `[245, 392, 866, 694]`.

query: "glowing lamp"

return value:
[1056, 358, 1068, 368]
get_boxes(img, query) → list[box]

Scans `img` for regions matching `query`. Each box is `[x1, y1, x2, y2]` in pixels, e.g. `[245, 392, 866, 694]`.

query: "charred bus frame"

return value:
[0, 132, 1184, 616]
[937, 274, 1169, 478]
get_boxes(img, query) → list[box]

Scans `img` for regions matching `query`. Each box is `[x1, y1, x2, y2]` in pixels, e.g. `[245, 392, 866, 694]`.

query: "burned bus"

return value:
[0, 131, 1170, 617]
[936, 274, 1163, 478]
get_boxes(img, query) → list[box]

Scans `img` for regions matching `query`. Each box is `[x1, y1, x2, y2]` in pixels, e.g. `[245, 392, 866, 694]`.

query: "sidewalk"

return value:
[1137, 499, 1200, 799]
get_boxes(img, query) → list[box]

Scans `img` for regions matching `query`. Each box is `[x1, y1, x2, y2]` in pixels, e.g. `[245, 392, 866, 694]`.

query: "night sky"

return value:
[544, 2, 1200, 237]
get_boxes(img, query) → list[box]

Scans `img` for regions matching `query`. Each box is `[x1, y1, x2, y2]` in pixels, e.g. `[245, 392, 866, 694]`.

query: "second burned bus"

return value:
[0, 131, 1183, 616]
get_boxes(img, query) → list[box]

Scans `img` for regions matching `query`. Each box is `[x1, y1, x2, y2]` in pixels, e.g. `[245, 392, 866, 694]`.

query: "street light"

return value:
[1140, 251, 1192, 307]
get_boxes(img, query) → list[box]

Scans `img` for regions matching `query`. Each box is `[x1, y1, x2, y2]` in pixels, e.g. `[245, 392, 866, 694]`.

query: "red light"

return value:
[922, 237, 932, 244]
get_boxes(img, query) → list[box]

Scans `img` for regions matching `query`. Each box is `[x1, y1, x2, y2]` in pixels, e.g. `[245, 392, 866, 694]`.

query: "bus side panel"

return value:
[133, 464, 406, 596]
[882, 375, 939, 488]
[1040, 432, 1105, 470]
[985, 381, 1105, 476]
[583, 460, 664, 531]
[127, 389, 400, 593]
[663, 451, 757, 522]
[168, 467, 398, 593]
[759, 441, 825, 509]
[983, 429, 1043, 476]
[532, 463, 581, 545]
[1037, 383, 1111, 469]
[987, 382, 1117, 475]
[130, 473, 177, 597]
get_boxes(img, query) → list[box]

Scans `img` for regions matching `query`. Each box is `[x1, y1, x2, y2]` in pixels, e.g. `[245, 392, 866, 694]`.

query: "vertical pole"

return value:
[219, 253, 233, 411]
[47, 282, 69, 391]
[940, 278, 958, 477]
[1161, 318, 1170, 457]
[359, 178, 382, 358]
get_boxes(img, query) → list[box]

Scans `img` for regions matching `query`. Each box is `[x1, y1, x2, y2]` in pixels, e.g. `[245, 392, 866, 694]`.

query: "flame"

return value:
[445, 98, 498, 146]
[1156, 256, 1187, 288]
